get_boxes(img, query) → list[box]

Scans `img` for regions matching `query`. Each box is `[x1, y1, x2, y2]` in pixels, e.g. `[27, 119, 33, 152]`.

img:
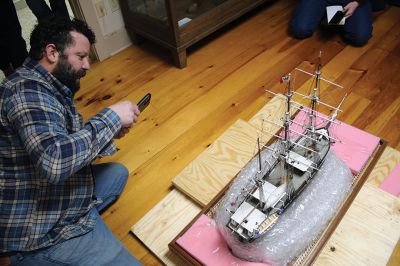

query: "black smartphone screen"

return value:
[137, 93, 151, 112]
[330, 10, 344, 24]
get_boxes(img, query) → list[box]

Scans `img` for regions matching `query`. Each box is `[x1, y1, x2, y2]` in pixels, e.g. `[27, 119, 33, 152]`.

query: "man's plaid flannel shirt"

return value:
[0, 58, 121, 253]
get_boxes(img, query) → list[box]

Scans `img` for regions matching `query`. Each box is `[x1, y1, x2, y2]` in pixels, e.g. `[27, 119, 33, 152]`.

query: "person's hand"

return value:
[108, 100, 140, 129]
[115, 126, 130, 139]
[343, 1, 359, 17]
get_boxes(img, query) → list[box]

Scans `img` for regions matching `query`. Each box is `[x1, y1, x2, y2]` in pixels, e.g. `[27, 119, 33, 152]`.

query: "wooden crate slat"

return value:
[315, 183, 400, 265]
[131, 189, 201, 265]
[248, 93, 289, 131]
[172, 119, 268, 206]
[367, 146, 400, 187]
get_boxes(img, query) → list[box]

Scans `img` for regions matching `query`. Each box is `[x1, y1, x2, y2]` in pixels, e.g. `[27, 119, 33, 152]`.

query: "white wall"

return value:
[70, 0, 131, 61]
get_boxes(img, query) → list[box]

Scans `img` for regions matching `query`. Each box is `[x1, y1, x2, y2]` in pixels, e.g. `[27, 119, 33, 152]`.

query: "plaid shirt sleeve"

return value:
[4, 86, 121, 184]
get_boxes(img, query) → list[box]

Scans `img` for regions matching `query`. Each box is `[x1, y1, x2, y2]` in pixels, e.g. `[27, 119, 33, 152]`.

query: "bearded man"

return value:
[0, 17, 142, 265]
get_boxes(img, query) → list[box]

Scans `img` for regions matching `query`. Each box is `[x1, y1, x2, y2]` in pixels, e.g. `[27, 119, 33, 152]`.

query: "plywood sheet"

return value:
[367, 146, 400, 187]
[131, 189, 201, 265]
[248, 94, 286, 132]
[173, 119, 265, 206]
[314, 183, 400, 266]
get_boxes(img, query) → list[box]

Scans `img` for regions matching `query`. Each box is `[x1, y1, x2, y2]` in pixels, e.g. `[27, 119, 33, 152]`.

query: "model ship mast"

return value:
[282, 73, 294, 202]
[308, 53, 320, 147]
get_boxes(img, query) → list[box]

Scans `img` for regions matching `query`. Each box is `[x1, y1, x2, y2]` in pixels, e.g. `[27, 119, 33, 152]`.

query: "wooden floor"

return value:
[76, 0, 400, 264]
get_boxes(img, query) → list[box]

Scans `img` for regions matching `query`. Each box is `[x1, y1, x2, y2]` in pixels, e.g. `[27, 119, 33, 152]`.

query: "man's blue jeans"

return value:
[290, 0, 373, 46]
[10, 163, 142, 266]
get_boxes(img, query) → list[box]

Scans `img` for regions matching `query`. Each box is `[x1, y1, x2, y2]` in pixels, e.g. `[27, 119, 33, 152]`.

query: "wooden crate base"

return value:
[169, 139, 388, 265]
[131, 189, 201, 265]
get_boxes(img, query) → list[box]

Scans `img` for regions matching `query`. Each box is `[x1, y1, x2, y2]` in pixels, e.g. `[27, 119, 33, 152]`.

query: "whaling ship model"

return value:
[226, 54, 347, 242]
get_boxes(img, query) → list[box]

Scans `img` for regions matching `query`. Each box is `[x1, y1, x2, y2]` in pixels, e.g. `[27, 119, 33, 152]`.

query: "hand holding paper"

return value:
[327, 5, 346, 25]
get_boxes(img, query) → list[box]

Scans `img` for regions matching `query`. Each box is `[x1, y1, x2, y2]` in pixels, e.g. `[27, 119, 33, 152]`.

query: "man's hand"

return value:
[115, 126, 130, 139]
[343, 1, 359, 17]
[109, 100, 140, 132]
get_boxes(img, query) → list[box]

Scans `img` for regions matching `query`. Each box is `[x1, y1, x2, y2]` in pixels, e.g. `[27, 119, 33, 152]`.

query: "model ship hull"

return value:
[227, 126, 330, 241]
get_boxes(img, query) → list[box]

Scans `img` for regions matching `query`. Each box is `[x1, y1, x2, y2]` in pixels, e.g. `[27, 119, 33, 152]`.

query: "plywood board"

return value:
[248, 94, 287, 132]
[314, 183, 400, 266]
[131, 189, 201, 265]
[367, 146, 400, 187]
[173, 119, 265, 206]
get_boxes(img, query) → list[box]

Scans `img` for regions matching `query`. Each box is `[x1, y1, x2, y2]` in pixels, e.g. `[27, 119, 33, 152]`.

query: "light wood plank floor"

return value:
[76, 0, 400, 264]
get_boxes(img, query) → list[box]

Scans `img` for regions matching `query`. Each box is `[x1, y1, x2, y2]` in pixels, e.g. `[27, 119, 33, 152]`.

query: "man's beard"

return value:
[52, 55, 86, 94]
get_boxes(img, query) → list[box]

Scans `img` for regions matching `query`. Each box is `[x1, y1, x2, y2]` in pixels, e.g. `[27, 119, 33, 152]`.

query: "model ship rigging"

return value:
[226, 54, 347, 242]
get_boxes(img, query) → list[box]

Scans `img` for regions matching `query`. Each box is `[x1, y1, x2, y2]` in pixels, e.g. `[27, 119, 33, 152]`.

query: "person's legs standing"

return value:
[49, 0, 70, 19]
[291, 0, 329, 39]
[0, 0, 27, 75]
[343, 2, 372, 46]
[25, 0, 52, 21]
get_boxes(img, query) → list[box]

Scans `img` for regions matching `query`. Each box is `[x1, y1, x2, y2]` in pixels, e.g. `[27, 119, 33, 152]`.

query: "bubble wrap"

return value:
[214, 147, 352, 266]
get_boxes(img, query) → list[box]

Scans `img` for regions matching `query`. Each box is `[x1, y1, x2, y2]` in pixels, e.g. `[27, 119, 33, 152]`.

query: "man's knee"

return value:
[110, 163, 129, 195]
[92, 162, 129, 212]
[113, 163, 129, 181]
[290, 22, 314, 39]
[345, 30, 372, 46]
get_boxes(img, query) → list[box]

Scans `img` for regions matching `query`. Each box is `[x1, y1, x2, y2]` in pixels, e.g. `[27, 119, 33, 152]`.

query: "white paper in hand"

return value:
[327, 5, 346, 25]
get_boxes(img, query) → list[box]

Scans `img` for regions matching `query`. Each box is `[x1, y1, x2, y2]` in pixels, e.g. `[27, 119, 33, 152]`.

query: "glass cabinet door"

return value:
[126, 0, 169, 25]
[174, 0, 227, 27]
[126, 0, 227, 27]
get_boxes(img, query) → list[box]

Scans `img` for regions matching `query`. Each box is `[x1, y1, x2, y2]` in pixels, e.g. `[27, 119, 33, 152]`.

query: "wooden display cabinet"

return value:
[120, 0, 269, 68]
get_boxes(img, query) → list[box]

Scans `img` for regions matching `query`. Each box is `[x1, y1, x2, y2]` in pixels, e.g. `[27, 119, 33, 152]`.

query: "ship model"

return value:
[226, 54, 347, 242]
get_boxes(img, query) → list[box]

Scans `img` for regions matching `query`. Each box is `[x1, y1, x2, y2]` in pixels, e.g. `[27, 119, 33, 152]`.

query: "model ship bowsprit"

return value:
[226, 56, 347, 242]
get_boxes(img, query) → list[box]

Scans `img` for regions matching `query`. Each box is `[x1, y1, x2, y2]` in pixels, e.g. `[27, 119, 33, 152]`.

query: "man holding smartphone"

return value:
[290, 0, 373, 46]
[0, 17, 142, 265]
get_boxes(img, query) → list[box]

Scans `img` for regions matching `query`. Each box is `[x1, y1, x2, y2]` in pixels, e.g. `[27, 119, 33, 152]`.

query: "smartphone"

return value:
[329, 10, 345, 24]
[137, 93, 151, 112]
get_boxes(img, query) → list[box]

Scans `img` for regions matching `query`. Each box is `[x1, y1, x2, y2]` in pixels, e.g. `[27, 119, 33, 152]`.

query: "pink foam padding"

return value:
[379, 163, 400, 196]
[176, 214, 269, 266]
[292, 109, 380, 175]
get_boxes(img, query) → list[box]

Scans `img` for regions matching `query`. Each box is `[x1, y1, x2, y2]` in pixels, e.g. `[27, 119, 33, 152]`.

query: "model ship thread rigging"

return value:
[226, 54, 347, 242]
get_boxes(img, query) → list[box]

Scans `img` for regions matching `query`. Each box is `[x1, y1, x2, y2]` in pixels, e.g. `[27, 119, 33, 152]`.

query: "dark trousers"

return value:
[0, 0, 27, 75]
[290, 0, 373, 46]
[25, 0, 69, 21]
